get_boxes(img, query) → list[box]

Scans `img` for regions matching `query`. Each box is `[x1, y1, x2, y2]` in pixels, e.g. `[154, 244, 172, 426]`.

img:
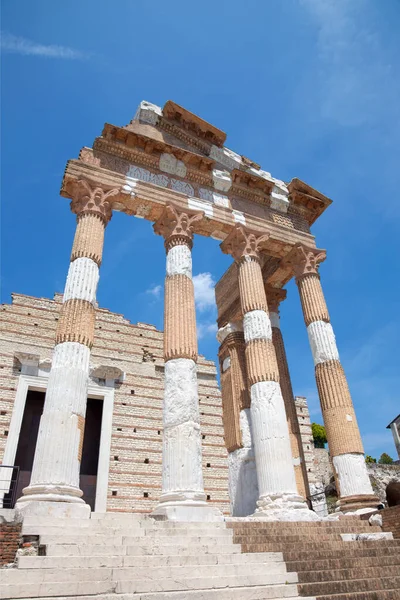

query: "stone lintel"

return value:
[61, 160, 316, 255]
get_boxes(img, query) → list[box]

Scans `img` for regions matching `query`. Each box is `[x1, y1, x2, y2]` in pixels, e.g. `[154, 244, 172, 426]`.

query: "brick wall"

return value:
[0, 521, 21, 565]
[0, 293, 230, 515]
[381, 505, 400, 539]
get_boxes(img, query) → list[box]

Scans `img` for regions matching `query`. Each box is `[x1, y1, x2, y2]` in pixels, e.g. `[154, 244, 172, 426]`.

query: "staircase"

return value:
[1, 513, 399, 600]
[228, 518, 400, 600]
[0, 513, 302, 600]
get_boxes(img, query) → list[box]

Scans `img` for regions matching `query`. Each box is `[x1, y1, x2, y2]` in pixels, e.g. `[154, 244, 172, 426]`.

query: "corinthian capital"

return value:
[220, 224, 269, 262]
[284, 243, 326, 280]
[265, 285, 287, 313]
[153, 203, 203, 250]
[70, 179, 119, 224]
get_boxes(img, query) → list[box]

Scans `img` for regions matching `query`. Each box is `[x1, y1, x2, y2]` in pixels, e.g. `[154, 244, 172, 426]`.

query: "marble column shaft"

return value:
[267, 287, 310, 500]
[19, 180, 117, 507]
[286, 244, 377, 510]
[153, 204, 207, 506]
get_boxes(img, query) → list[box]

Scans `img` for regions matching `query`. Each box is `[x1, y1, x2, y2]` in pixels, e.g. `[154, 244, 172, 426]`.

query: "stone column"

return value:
[217, 322, 258, 516]
[152, 203, 221, 521]
[221, 225, 315, 520]
[286, 244, 379, 512]
[16, 180, 117, 518]
[266, 286, 310, 500]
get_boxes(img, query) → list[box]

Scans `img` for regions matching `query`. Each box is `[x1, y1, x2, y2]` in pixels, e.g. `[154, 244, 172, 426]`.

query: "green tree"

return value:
[378, 453, 394, 465]
[365, 455, 377, 463]
[312, 423, 327, 448]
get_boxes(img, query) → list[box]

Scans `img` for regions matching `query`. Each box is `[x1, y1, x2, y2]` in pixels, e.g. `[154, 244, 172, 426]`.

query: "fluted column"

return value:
[286, 244, 379, 512]
[267, 286, 310, 500]
[152, 203, 221, 521]
[17, 180, 118, 517]
[221, 225, 315, 519]
[218, 322, 258, 516]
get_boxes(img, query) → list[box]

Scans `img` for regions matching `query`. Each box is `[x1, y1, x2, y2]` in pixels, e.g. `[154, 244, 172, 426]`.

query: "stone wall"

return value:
[367, 463, 400, 504]
[0, 293, 230, 515]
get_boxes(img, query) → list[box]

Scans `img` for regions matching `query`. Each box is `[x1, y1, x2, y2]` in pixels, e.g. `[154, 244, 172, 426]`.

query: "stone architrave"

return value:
[152, 203, 222, 521]
[266, 286, 310, 500]
[217, 322, 258, 516]
[221, 225, 316, 520]
[285, 244, 379, 512]
[16, 180, 118, 519]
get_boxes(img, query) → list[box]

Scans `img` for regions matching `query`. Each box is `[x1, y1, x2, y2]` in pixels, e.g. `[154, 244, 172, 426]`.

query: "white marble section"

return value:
[25, 342, 90, 498]
[270, 184, 290, 213]
[232, 210, 246, 224]
[159, 153, 187, 178]
[163, 359, 199, 428]
[217, 321, 243, 344]
[63, 258, 99, 304]
[188, 197, 213, 218]
[250, 381, 298, 498]
[243, 310, 272, 343]
[133, 100, 162, 125]
[228, 408, 258, 517]
[213, 192, 230, 207]
[162, 421, 204, 495]
[333, 453, 374, 498]
[166, 244, 192, 278]
[307, 320, 340, 365]
[222, 356, 231, 372]
[209, 145, 242, 171]
[269, 311, 280, 330]
[212, 169, 232, 192]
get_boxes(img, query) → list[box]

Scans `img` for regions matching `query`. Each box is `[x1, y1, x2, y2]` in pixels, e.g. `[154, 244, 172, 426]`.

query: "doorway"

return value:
[12, 390, 103, 510]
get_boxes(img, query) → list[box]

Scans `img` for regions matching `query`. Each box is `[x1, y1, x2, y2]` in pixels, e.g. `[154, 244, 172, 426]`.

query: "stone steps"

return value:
[286, 554, 400, 572]
[22, 525, 233, 537]
[18, 551, 284, 569]
[317, 591, 400, 600]
[240, 540, 400, 553]
[0, 586, 302, 600]
[1, 562, 289, 584]
[298, 575, 400, 596]
[298, 565, 400, 583]
[283, 545, 400, 562]
[38, 534, 235, 546]
[45, 542, 242, 556]
[0, 575, 299, 599]
[234, 530, 382, 544]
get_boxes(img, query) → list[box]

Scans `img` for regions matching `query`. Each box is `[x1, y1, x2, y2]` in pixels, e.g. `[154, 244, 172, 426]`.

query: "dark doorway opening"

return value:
[12, 390, 103, 510]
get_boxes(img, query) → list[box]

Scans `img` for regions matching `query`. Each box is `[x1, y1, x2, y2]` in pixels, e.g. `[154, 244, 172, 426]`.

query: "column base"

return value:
[152, 497, 223, 522]
[15, 500, 91, 521]
[253, 493, 320, 521]
[336, 494, 381, 514]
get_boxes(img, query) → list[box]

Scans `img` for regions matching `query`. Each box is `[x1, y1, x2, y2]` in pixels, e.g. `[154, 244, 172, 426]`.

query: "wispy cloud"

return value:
[146, 284, 162, 299]
[300, 0, 400, 129]
[193, 272, 216, 312]
[1, 32, 90, 60]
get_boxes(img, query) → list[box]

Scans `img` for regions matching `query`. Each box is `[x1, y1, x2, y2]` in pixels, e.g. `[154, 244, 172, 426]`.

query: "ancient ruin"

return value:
[1, 100, 399, 600]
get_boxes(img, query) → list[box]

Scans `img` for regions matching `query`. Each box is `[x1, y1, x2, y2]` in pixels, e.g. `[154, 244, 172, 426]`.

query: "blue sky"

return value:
[1, 0, 399, 460]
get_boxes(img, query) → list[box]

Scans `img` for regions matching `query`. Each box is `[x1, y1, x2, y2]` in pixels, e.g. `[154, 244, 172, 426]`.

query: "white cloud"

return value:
[193, 272, 216, 312]
[1, 32, 90, 60]
[146, 284, 162, 299]
[197, 321, 218, 340]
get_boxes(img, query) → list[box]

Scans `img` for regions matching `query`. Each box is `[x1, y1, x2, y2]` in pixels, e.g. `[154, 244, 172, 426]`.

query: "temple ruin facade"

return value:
[1, 99, 380, 521]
